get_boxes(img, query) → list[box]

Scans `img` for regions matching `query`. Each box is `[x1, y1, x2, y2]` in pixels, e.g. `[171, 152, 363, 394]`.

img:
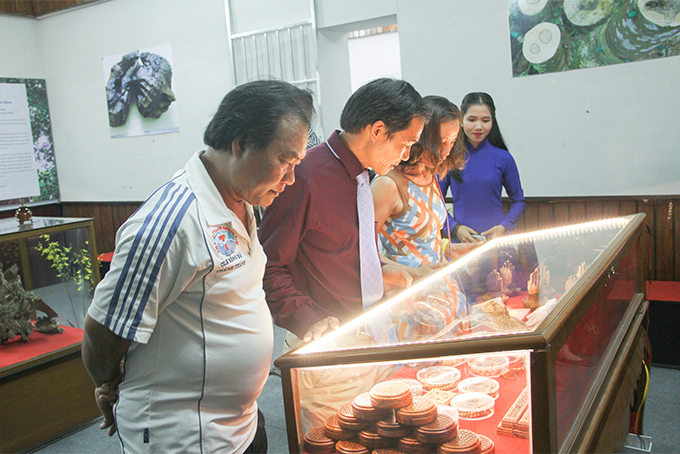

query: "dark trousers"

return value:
[243, 409, 268, 454]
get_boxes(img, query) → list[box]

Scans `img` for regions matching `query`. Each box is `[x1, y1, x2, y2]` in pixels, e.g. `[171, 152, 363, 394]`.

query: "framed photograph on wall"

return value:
[508, 0, 680, 77]
[102, 44, 179, 138]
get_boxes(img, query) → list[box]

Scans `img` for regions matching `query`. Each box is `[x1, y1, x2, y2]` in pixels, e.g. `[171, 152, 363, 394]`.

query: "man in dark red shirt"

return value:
[258, 78, 429, 348]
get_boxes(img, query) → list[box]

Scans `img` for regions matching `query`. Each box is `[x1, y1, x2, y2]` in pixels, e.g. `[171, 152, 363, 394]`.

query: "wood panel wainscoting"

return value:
[4, 196, 675, 281]
[502, 196, 679, 282]
[62, 202, 142, 257]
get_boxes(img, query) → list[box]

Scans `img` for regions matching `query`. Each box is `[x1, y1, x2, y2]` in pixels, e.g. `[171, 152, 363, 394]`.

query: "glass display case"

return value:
[0, 216, 101, 329]
[275, 214, 648, 454]
[0, 217, 102, 452]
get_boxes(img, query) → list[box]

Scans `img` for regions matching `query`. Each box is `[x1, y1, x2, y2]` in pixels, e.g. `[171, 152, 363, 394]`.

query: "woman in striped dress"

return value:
[372, 96, 468, 270]
[371, 96, 474, 328]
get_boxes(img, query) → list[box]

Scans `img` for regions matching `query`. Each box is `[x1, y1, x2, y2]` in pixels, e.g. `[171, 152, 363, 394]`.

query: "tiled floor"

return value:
[31, 325, 679, 453]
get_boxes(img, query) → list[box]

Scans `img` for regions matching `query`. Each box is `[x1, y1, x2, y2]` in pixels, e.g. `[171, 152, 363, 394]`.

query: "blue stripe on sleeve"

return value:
[105, 180, 196, 339]
[105, 182, 176, 328]
[127, 194, 196, 337]
[117, 185, 189, 331]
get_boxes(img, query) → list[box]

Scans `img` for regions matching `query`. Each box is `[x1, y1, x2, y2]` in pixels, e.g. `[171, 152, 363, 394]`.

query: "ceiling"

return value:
[0, 0, 100, 18]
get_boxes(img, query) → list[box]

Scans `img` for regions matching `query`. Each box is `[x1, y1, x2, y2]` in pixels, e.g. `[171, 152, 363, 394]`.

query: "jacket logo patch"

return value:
[211, 226, 238, 257]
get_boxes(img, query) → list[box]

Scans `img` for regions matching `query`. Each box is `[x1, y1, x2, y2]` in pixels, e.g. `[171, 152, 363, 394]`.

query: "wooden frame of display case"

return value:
[0, 217, 102, 453]
[275, 213, 648, 454]
[0, 217, 102, 291]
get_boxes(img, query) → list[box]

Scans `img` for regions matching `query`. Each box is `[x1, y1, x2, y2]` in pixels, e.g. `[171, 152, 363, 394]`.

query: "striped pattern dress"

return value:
[378, 170, 448, 267]
[376, 170, 470, 322]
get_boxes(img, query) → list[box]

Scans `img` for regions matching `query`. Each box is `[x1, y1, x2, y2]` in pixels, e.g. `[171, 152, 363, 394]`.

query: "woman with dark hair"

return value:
[371, 95, 471, 276]
[439, 92, 525, 243]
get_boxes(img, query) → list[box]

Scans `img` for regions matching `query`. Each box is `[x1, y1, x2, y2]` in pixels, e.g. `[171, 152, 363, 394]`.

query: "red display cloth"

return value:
[97, 251, 114, 263]
[647, 280, 680, 302]
[391, 359, 530, 454]
[0, 326, 83, 370]
[386, 295, 534, 453]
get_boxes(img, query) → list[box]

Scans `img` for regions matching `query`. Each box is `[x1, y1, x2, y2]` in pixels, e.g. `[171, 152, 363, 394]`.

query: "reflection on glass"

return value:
[291, 350, 532, 453]
[297, 217, 631, 355]
[0, 221, 96, 329]
[556, 243, 638, 449]
[0, 216, 92, 236]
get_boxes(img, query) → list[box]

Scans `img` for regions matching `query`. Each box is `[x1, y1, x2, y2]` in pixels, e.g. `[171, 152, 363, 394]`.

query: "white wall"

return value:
[398, 0, 680, 197]
[315, 0, 396, 30]
[228, 0, 311, 34]
[348, 31, 401, 93]
[1, 0, 678, 201]
[11, 0, 234, 202]
[316, 0, 680, 197]
[0, 15, 43, 77]
[317, 28, 352, 136]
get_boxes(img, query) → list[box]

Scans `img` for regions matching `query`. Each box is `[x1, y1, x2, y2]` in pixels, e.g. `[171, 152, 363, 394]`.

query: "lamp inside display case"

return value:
[276, 215, 646, 454]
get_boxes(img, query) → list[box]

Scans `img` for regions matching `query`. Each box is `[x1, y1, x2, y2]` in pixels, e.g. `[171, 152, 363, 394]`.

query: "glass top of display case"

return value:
[294, 216, 637, 357]
[0, 216, 93, 236]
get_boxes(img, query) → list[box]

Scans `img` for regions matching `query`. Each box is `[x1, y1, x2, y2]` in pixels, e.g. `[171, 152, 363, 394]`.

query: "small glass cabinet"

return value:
[0, 216, 101, 329]
[275, 214, 648, 454]
[0, 217, 102, 453]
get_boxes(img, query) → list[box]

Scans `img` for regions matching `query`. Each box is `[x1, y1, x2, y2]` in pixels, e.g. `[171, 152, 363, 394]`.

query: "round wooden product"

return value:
[449, 393, 495, 421]
[435, 405, 459, 424]
[467, 356, 509, 378]
[441, 356, 468, 367]
[479, 434, 495, 454]
[386, 378, 423, 396]
[373, 449, 408, 454]
[457, 377, 500, 399]
[303, 427, 336, 453]
[370, 381, 414, 409]
[337, 403, 371, 430]
[417, 366, 461, 391]
[438, 429, 481, 454]
[395, 396, 438, 426]
[324, 414, 357, 441]
[375, 413, 412, 438]
[357, 428, 394, 449]
[415, 413, 458, 445]
[397, 435, 437, 454]
[352, 392, 392, 421]
[335, 440, 370, 454]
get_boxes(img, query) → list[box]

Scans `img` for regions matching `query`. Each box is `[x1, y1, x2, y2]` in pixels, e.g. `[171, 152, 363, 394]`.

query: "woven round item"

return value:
[417, 366, 461, 391]
[352, 392, 392, 421]
[467, 355, 509, 377]
[415, 413, 458, 445]
[457, 377, 500, 399]
[398, 435, 437, 454]
[387, 378, 424, 396]
[438, 429, 481, 454]
[373, 449, 408, 454]
[449, 393, 494, 420]
[375, 412, 412, 438]
[357, 427, 394, 449]
[335, 440, 370, 454]
[370, 381, 414, 409]
[303, 427, 336, 453]
[395, 396, 438, 426]
[479, 434, 495, 454]
[337, 403, 371, 430]
[324, 414, 357, 441]
[435, 405, 460, 424]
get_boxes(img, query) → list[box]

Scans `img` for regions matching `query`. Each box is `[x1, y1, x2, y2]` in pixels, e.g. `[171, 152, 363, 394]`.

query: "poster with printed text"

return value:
[0, 78, 59, 207]
[508, 0, 680, 77]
